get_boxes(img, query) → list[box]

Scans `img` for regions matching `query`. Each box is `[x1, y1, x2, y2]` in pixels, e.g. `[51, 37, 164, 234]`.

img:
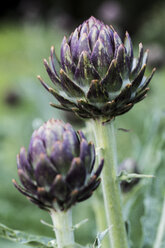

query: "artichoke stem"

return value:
[50, 209, 75, 248]
[92, 120, 128, 248]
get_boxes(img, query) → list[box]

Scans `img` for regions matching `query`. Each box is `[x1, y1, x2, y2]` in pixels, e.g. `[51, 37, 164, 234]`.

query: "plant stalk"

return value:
[92, 119, 128, 248]
[50, 209, 74, 248]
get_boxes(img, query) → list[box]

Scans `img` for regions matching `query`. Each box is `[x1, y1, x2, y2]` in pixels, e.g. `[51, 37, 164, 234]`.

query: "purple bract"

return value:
[38, 16, 156, 122]
[13, 119, 104, 211]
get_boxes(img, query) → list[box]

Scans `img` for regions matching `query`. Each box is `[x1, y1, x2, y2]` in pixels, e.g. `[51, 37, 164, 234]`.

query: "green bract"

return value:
[38, 16, 155, 122]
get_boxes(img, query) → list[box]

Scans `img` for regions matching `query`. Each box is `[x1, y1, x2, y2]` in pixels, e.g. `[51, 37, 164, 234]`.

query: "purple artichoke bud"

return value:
[38, 16, 156, 122]
[13, 119, 104, 211]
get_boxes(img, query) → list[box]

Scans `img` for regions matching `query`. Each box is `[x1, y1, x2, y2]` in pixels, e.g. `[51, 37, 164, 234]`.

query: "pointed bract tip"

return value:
[71, 189, 78, 196]
[153, 67, 156, 73]
[37, 76, 50, 91]
[118, 43, 125, 49]
[110, 25, 115, 31]
[77, 130, 86, 140]
[125, 30, 129, 35]
[94, 158, 104, 177]
[51, 46, 55, 52]
[43, 59, 48, 66]
[139, 42, 143, 48]
[60, 68, 63, 74]
[98, 158, 104, 169]
[88, 16, 95, 20]
[62, 36, 67, 43]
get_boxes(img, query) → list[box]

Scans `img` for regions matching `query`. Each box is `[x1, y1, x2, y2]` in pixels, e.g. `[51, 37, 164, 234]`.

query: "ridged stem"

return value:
[92, 196, 107, 232]
[86, 121, 110, 247]
[92, 119, 128, 248]
[50, 209, 74, 248]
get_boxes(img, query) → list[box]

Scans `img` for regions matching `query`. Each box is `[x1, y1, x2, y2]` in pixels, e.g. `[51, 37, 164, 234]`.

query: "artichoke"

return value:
[38, 16, 155, 122]
[13, 119, 104, 211]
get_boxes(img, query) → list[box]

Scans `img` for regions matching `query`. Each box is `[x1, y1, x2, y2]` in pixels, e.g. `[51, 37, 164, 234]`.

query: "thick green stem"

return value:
[92, 119, 128, 248]
[50, 209, 74, 248]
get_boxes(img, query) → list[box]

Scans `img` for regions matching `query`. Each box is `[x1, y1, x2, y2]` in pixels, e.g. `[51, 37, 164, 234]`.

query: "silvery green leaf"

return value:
[93, 227, 111, 248]
[123, 184, 144, 248]
[118, 170, 154, 183]
[141, 154, 165, 248]
[153, 197, 165, 248]
[73, 219, 88, 230]
[0, 223, 54, 248]
[63, 243, 85, 248]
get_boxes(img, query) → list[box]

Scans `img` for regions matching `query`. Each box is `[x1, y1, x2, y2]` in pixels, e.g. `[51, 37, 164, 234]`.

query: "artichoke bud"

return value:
[38, 16, 156, 122]
[13, 119, 104, 211]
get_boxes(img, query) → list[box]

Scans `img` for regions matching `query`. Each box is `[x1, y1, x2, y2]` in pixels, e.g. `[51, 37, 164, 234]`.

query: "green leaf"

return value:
[118, 170, 154, 182]
[63, 244, 85, 248]
[123, 184, 145, 248]
[122, 112, 165, 248]
[73, 219, 88, 230]
[93, 227, 111, 248]
[141, 154, 165, 248]
[0, 223, 55, 248]
[153, 196, 165, 248]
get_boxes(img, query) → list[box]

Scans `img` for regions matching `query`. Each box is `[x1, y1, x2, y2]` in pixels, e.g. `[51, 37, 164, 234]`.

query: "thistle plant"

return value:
[38, 16, 156, 248]
[13, 119, 104, 248]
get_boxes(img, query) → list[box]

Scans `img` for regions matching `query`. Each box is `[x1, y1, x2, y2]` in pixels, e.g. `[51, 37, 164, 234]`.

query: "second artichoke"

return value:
[13, 119, 103, 211]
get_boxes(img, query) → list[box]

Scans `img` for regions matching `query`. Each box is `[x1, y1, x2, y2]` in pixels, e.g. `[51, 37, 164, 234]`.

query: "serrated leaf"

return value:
[0, 223, 54, 248]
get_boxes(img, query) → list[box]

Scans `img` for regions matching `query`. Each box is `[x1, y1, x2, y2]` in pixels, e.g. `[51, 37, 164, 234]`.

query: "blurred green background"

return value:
[0, 0, 165, 247]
